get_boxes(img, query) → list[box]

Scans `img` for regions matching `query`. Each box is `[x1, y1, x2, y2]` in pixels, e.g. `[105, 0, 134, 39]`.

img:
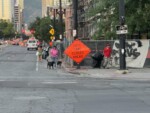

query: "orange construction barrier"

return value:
[49, 41, 53, 47]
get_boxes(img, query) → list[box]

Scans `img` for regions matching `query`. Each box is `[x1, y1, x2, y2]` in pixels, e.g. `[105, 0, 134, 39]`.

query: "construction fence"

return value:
[60, 39, 150, 68]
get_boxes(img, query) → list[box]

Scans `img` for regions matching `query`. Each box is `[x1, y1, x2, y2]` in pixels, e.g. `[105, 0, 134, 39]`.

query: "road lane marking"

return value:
[14, 96, 46, 100]
[36, 57, 38, 71]
[41, 81, 77, 84]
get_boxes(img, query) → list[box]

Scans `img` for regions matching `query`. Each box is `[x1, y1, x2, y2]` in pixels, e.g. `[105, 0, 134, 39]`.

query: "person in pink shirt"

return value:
[49, 46, 59, 67]
[102, 43, 112, 68]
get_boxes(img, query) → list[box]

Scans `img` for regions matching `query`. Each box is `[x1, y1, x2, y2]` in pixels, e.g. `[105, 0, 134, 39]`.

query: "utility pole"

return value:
[59, 0, 63, 41]
[53, 9, 56, 32]
[73, 0, 78, 40]
[73, 0, 80, 69]
[119, 0, 126, 70]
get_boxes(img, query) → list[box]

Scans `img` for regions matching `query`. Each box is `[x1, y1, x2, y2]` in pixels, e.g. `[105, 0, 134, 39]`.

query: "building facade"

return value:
[0, 0, 14, 22]
[14, 0, 24, 33]
[17, 0, 24, 9]
[78, 0, 104, 39]
[64, 2, 72, 41]
[42, 0, 54, 17]
[0, 0, 24, 33]
[42, 0, 71, 40]
[53, 0, 70, 7]
[42, 0, 69, 18]
[77, 0, 93, 39]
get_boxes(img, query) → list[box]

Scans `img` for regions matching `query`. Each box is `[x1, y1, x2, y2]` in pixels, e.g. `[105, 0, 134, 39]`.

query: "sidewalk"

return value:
[0, 44, 7, 51]
[62, 62, 150, 80]
[0, 44, 8, 48]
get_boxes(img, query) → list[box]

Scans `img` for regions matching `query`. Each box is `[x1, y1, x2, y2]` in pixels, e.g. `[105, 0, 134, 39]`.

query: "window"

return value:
[29, 40, 36, 43]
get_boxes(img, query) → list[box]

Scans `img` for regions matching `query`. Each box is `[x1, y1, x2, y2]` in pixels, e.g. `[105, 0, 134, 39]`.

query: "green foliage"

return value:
[29, 16, 63, 42]
[0, 20, 15, 39]
[87, 0, 150, 40]
[126, 0, 150, 34]
[29, 17, 51, 42]
[87, 0, 119, 40]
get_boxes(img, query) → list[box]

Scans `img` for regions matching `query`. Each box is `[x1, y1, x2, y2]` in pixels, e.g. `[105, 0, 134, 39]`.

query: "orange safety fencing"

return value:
[19, 40, 28, 47]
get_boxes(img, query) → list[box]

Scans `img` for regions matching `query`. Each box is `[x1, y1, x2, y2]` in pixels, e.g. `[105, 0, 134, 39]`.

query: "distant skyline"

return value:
[24, 0, 42, 24]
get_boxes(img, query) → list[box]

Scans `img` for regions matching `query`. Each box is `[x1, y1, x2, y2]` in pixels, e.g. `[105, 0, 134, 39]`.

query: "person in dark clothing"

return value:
[91, 50, 104, 68]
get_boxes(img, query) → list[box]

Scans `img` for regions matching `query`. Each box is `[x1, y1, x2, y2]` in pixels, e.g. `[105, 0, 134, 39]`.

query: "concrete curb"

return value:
[62, 63, 81, 75]
[62, 63, 150, 81]
[116, 69, 130, 74]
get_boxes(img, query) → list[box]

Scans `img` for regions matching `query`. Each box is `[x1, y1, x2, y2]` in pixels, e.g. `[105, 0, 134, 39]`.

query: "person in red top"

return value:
[102, 43, 112, 68]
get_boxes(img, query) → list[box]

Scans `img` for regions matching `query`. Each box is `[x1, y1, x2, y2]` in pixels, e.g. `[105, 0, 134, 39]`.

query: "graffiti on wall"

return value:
[112, 40, 149, 68]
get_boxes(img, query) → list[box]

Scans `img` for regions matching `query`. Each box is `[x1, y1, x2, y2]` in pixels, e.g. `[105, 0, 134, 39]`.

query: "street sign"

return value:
[59, 35, 62, 39]
[73, 30, 77, 37]
[50, 36, 55, 40]
[64, 39, 91, 64]
[49, 28, 55, 35]
[116, 25, 128, 34]
[116, 30, 128, 34]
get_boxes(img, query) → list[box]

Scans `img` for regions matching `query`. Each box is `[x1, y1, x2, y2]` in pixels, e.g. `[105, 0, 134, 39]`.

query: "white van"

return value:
[27, 37, 38, 50]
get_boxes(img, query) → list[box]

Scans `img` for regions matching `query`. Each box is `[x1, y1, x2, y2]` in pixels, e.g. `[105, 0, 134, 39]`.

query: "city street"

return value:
[0, 45, 150, 113]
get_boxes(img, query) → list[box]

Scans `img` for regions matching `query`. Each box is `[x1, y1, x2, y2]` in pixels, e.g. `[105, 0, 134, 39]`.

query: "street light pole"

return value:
[59, 0, 63, 40]
[119, 0, 126, 70]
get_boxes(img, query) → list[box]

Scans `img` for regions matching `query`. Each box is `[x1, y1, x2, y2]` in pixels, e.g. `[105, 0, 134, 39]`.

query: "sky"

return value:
[24, 0, 42, 24]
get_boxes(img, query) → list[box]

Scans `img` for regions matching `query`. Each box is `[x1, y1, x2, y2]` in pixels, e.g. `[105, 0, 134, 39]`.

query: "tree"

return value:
[126, 0, 150, 38]
[0, 20, 15, 39]
[29, 16, 61, 42]
[86, 0, 150, 40]
[29, 17, 41, 39]
[39, 17, 52, 41]
[86, 0, 118, 40]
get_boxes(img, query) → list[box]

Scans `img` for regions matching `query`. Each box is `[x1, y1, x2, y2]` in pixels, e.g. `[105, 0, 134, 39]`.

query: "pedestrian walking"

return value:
[49, 46, 59, 68]
[36, 45, 43, 62]
[102, 43, 112, 69]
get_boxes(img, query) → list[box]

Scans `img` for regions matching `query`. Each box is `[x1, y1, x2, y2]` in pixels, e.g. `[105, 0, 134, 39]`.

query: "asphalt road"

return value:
[0, 45, 150, 113]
